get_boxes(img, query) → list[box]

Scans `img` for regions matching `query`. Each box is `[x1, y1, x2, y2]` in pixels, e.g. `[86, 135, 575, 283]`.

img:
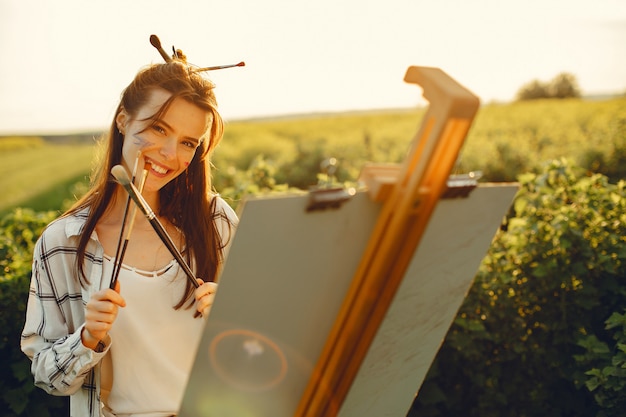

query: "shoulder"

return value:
[34, 208, 92, 256]
[211, 195, 238, 248]
[39, 208, 89, 241]
[212, 195, 239, 226]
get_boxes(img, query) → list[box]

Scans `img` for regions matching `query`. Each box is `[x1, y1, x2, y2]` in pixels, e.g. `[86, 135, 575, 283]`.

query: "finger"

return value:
[196, 290, 216, 309]
[93, 288, 126, 308]
[201, 281, 218, 294]
[201, 305, 212, 318]
[195, 282, 218, 317]
[199, 297, 214, 318]
[84, 294, 122, 338]
[113, 280, 122, 294]
[84, 312, 116, 341]
[195, 282, 217, 302]
[85, 306, 117, 321]
[89, 297, 120, 312]
[86, 301, 118, 319]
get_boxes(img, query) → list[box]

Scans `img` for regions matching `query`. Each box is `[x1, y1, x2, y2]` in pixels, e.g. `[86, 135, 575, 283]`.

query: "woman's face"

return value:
[117, 88, 211, 193]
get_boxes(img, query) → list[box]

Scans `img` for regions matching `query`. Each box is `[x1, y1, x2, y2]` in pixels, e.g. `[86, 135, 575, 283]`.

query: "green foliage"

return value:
[460, 98, 626, 182]
[550, 73, 582, 99]
[516, 72, 582, 101]
[216, 155, 301, 206]
[225, 99, 626, 189]
[410, 159, 626, 416]
[578, 106, 626, 184]
[216, 97, 626, 186]
[0, 208, 69, 416]
[516, 79, 550, 100]
[575, 311, 626, 416]
[215, 110, 421, 191]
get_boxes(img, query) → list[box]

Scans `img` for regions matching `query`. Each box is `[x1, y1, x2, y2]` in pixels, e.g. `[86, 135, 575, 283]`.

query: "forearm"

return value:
[22, 324, 109, 396]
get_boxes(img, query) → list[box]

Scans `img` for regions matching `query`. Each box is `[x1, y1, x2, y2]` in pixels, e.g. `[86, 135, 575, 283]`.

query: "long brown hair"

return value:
[66, 59, 231, 309]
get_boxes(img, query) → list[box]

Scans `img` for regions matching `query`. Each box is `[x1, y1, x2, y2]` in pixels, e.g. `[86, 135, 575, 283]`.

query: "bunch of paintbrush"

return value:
[110, 164, 200, 290]
[109, 154, 150, 289]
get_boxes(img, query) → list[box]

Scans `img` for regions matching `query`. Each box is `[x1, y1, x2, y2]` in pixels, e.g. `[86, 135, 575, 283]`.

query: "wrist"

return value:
[81, 327, 106, 352]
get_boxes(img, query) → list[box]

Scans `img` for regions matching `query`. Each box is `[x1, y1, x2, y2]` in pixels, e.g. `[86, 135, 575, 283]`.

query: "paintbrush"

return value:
[109, 160, 150, 289]
[110, 153, 140, 289]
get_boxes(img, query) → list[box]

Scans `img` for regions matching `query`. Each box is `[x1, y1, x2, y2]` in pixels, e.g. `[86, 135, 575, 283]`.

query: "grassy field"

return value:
[1, 96, 624, 214]
[0, 138, 94, 215]
[213, 97, 626, 188]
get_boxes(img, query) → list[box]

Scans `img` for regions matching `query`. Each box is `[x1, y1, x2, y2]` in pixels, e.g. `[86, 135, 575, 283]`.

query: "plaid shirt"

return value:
[21, 198, 237, 417]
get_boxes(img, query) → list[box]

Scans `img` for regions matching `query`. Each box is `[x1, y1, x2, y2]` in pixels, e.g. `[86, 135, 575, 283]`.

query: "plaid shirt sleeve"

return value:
[21, 215, 108, 417]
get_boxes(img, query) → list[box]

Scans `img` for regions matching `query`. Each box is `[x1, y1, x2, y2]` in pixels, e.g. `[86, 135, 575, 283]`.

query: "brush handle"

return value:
[146, 213, 198, 287]
[110, 155, 142, 289]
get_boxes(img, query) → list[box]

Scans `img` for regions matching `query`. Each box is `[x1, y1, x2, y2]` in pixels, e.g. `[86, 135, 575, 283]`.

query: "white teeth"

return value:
[152, 164, 168, 175]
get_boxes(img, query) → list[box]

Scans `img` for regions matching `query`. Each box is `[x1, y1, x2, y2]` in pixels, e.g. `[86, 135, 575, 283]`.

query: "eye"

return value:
[152, 124, 166, 135]
[181, 139, 199, 150]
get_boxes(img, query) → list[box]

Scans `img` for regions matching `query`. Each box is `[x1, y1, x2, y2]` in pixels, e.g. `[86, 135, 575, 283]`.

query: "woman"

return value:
[21, 37, 238, 416]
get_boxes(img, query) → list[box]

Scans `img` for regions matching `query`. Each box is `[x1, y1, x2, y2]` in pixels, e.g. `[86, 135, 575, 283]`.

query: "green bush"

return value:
[410, 159, 626, 416]
[575, 311, 626, 416]
[0, 209, 68, 417]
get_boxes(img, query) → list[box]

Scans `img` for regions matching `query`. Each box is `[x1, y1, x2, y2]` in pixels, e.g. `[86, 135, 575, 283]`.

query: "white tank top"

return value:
[101, 256, 205, 416]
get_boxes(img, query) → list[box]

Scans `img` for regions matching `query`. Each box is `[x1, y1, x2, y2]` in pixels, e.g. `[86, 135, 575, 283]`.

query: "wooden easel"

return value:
[296, 66, 481, 417]
[178, 67, 518, 417]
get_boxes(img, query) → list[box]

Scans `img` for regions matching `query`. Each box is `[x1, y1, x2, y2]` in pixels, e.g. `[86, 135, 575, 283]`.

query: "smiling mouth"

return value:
[146, 159, 170, 176]
[151, 163, 168, 175]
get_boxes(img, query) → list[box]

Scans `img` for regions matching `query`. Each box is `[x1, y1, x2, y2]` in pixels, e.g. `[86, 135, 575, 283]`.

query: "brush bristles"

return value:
[111, 165, 131, 186]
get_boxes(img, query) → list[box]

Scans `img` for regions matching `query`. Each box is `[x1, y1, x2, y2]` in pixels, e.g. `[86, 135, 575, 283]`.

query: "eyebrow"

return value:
[158, 119, 201, 145]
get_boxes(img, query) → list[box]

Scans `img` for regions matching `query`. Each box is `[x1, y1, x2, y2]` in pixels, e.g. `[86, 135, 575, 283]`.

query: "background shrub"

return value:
[0, 209, 69, 416]
[409, 159, 626, 417]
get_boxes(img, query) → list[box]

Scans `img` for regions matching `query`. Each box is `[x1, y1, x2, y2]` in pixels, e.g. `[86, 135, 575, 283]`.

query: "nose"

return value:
[159, 137, 177, 160]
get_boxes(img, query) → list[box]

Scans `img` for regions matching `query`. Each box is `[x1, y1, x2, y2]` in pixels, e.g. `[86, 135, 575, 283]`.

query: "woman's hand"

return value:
[82, 281, 126, 350]
[195, 278, 218, 318]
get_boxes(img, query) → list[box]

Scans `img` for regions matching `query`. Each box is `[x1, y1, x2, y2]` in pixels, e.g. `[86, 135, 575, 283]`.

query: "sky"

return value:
[0, 0, 625, 134]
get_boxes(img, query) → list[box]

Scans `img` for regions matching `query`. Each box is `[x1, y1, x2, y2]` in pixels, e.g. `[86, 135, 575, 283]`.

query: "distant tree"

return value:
[516, 79, 550, 100]
[516, 73, 581, 101]
[548, 72, 581, 99]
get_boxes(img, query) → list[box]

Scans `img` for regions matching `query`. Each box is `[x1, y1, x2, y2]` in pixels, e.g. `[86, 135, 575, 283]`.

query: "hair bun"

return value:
[173, 48, 187, 63]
